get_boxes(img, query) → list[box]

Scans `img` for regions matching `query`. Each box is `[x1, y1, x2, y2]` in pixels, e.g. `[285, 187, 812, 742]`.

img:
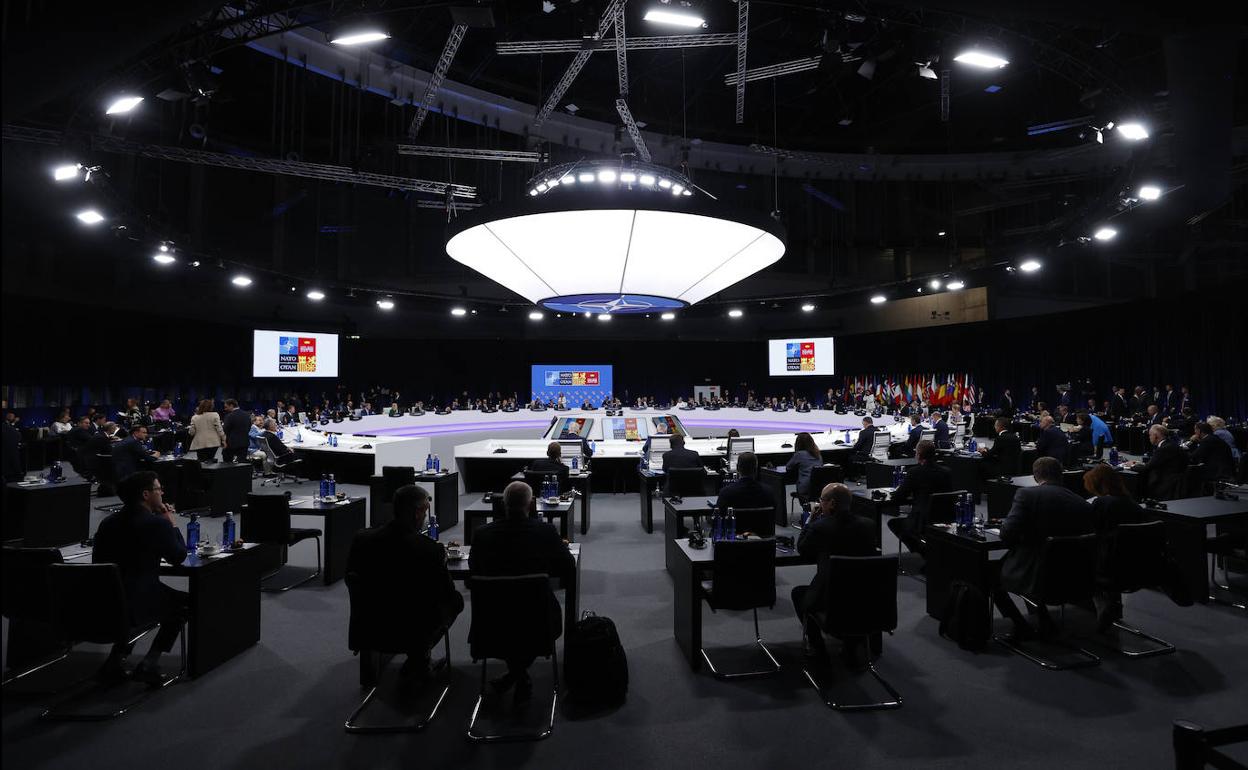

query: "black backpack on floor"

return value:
[939, 580, 990, 652]
[564, 611, 628, 704]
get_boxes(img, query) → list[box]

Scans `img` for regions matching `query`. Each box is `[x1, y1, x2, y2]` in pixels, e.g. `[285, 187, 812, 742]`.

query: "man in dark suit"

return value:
[221, 399, 253, 463]
[111, 424, 159, 480]
[1162, 384, 1179, 415]
[1178, 385, 1192, 415]
[661, 434, 702, 471]
[792, 483, 878, 665]
[1133, 425, 1189, 499]
[469, 481, 575, 704]
[1187, 422, 1233, 483]
[347, 484, 464, 684]
[1000, 389, 1016, 417]
[1144, 404, 1164, 427]
[92, 470, 188, 683]
[715, 451, 775, 512]
[889, 414, 924, 458]
[993, 457, 1093, 640]
[886, 441, 954, 557]
[528, 441, 571, 494]
[65, 416, 94, 474]
[1110, 387, 1129, 420]
[1034, 416, 1069, 462]
[931, 412, 951, 449]
[851, 416, 878, 456]
[979, 417, 1022, 480]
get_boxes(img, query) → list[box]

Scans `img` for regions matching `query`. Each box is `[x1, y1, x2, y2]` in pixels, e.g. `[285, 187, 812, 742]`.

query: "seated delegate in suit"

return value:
[993, 457, 1093, 640]
[1131, 425, 1188, 499]
[187, 399, 226, 463]
[978, 417, 1022, 479]
[262, 419, 298, 466]
[850, 418, 878, 456]
[715, 451, 775, 513]
[1033, 415, 1069, 462]
[889, 414, 923, 458]
[347, 484, 464, 682]
[1207, 417, 1241, 463]
[468, 481, 575, 704]
[92, 470, 188, 684]
[1082, 464, 1147, 632]
[786, 431, 824, 499]
[661, 434, 702, 471]
[1188, 421, 1234, 482]
[791, 483, 878, 664]
[930, 412, 951, 449]
[529, 441, 571, 483]
[65, 416, 94, 471]
[886, 440, 954, 557]
[112, 424, 159, 480]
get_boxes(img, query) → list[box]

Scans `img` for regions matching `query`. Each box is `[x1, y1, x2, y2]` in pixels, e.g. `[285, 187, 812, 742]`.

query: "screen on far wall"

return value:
[252, 330, 340, 378]
[530, 364, 613, 405]
[767, 337, 836, 376]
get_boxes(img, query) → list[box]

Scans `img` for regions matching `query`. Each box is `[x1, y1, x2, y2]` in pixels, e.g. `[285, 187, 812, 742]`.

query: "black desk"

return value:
[670, 538, 806, 671]
[155, 459, 253, 517]
[663, 498, 714, 576]
[938, 451, 986, 499]
[247, 496, 366, 585]
[447, 543, 580, 650]
[638, 468, 722, 534]
[161, 544, 264, 677]
[367, 471, 460, 530]
[1080, 462, 1143, 499]
[3, 479, 92, 547]
[924, 525, 1008, 646]
[510, 470, 593, 536]
[1145, 496, 1248, 604]
[461, 498, 575, 545]
[866, 458, 916, 489]
[849, 488, 894, 549]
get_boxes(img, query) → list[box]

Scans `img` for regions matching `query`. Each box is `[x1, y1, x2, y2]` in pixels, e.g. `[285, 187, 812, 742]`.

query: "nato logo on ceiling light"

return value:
[540, 294, 685, 315]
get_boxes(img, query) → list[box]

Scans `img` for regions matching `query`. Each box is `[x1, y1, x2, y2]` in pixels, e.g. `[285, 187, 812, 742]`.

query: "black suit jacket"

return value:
[998, 483, 1093, 596]
[92, 504, 187, 627]
[715, 477, 776, 513]
[111, 436, 154, 480]
[1189, 435, 1234, 482]
[904, 425, 923, 454]
[1110, 394, 1129, 419]
[1000, 395, 1016, 417]
[662, 446, 703, 471]
[468, 517, 576, 638]
[346, 519, 464, 651]
[852, 425, 878, 455]
[222, 408, 253, 450]
[891, 462, 954, 527]
[932, 419, 951, 448]
[796, 512, 878, 612]
[65, 426, 92, 456]
[1139, 439, 1188, 499]
[1035, 426, 1069, 461]
[984, 431, 1022, 476]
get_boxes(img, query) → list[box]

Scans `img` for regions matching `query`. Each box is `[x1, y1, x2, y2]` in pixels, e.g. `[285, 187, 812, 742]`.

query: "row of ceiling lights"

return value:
[530, 168, 693, 198]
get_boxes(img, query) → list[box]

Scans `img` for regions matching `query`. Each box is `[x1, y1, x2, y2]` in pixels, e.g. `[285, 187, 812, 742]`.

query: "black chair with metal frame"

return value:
[175, 459, 209, 512]
[801, 554, 902, 711]
[374, 466, 417, 526]
[895, 490, 966, 580]
[41, 562, 184, 720]
[789, 464, 845, 517]
[665, 466, 707, 498]
[524, 470, 571, 498]
[343, 571, 453, 733]
[241, 493, 322, 591]
[994, 533, 1102, 670]
[698, 538, 780, 679]
[466, 574, 559, 743]
[730, 507, 777, 539]
[94, 453, 117, 497]
[258, 434, 304, 487]
[2, 547, 69, 686]
[1094, 521, 1176, 657]
[1207, 520, 1247, 611]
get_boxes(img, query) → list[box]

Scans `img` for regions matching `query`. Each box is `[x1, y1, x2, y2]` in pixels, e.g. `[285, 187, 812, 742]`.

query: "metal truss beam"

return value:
[724, 54, 859, 86]
[735, 1, 748, 124]
[615, 4, 629, 96]
[497, 33, 735, 55]
[615, 99, 651, 162]
[532, 0, 623, 129]
[409, 23, 469, 138]
[396, 144, 545, 163]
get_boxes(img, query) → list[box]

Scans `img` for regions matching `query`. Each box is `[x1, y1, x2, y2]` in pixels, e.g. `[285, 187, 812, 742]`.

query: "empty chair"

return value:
[894, 490, 966, 578]
[1207, 521, 1247, 611]
[524, 470, 570, 498]
[466, 574, 559, 742]
[698, 539, 780, 679]
[870, 432, 892, 462]
[241, 493, 322, 591]
[994, 534, 1101, 670]
[94, 453, 117, 497]
[1095, 521, 1176, 657]
[801, 554, 902, 711]
[2, 547, 68, 685]
[790, 464, 845, 516]
[174, 459, 210, 512]
[665, 467, 706, 498]
[730, 507, 776, 539]
[42, 563, 184, 720]
[374, 466, 417, 526]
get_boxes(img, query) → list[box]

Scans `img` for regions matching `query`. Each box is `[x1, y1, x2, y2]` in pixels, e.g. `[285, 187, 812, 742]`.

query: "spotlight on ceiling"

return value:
[105, 95, 144, 115]
[917, 63, 937, 80]
[450, 307, 468, 316]
[306, 290, 326, 301]
[1138, 184, 1162, 201]
[153, 254, 176, 265]
[728, 308, 744, 318]
[801, 303, 816, 312]
[231, 275, 253, 287]
[330, 30, 390, 46]
[377, 298, 395, 310]
[578, 172, 595, 183]
[1093, 226, 1118, 241]
[1116, 122, 1149, 141]
[639, 174, 656, 185]
[528, 311, 544, 320]
[597, 169, 617, 183]
[76, 209, 104, 224]
[158, 242, 170, 252]
[53, 163, 82, 181]
[1019, 259, 1042, 273]
[660, 312, 676, 320]
[642, 8, 705, 28]
[946, 280, 966, 291]
[596, 313, 612, 321]
[937, 230, 947, 237]
[870, 294, 887, 304]
[929, 279, 943, 290]
[620, 171, 637, 183]
[953, 50, 1009, 69]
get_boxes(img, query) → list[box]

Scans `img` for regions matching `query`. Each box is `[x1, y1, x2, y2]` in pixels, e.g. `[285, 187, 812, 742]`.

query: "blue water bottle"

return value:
[186, 513, 200, 553]
[174, 441, 183, 457]
[221, 511, 236, 547]
[425, 453, 433, 472]
[433, 454, 441, 472]
[571, 456, 578, 472]
[1109, 446, 1120, 466]
[969, 437, 977, 452]
[328, 473, 337, 497]
[319, 474, 328, 499]
[277, 427, 284, 442]
[726, 507, 736, 541]
[427, 511, 439, 541]
[893, 465, 902, 488]
[711, 508, 722, 542]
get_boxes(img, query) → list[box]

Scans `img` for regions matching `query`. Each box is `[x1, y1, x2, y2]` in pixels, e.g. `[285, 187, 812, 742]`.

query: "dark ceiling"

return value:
[2, 0, 1245, 340]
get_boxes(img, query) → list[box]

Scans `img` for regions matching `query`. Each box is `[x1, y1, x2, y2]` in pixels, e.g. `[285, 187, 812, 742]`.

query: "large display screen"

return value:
[552, 417, 594, 439]
[252, 330, 340, 378]
[530, 364, 614, 405]
[767, 337, 835, 377]
[605, 417, 646, 440]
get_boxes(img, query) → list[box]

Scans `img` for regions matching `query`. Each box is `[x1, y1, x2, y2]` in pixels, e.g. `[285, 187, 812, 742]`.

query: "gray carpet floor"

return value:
[3, 474, 1247, 770]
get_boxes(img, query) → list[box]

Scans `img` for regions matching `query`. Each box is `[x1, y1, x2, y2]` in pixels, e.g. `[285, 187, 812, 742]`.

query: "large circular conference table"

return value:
[288, 408, 919, 492]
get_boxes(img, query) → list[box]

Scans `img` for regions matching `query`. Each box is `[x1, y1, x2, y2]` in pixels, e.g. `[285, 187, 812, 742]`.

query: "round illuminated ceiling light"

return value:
[445, 161, 786, 314]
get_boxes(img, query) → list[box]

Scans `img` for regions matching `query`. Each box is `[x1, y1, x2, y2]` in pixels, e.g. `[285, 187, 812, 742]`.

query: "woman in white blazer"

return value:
[188, 398, 227, 463]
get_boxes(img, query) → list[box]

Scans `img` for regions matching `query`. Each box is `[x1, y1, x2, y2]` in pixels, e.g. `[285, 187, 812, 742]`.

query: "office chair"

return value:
[241, 493, 322, 591]
[2, 547, 69, 686]
[259, 435, 304, 486]
[698, 539, 781, 679]
[665, 467, 706, 498]
[1094, 521, 1176, 657]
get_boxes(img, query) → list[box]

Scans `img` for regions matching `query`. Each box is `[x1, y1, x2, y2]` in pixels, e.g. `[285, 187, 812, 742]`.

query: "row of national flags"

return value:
[842, 373, 976, 407]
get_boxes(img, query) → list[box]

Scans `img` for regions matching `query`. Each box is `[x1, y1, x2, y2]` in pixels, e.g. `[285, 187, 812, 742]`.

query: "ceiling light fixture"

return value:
[946, 280, 965, 291]
[53, 164, 82, 181]
[728, 308, 744, 318]
[446, 160, 785, 316]
[76, 209, 104, 224]
[105, 95, 144, 115]
[330, 30, 390, 46]
[1093, 226, 1118, 241]
[1116, 122, 1149, 141]
[937, 230, 947, 237]
[528, 311, 544, 320]
[1019, 259, 1042, 273]
[660, 312, 676, 320]
[870, 295, 887, 304]
[953, 50, 1009, 69]
[450, 307, 468, 316]
[377, 298, 395, 310]
[231, 275, 253, 287]
[306, 290, 326, 301]
[642, 9, 705, 28]
[153, 254, 176, 265]
[597, 313, 612, 321]
[929, 279, 943, 290]
[1138, 184, 1162, 201]
[801, 303, 815, 312]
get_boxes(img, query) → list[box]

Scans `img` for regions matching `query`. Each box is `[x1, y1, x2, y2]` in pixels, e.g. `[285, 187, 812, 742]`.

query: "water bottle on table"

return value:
[425, 453, 433, 472]
[186, 513, 200, 553]
[328, 473, 337, 497]
[222, 511, 236, 547]
[726, 507, 736, 541]
[428, 511, 439, 541]
[433, 454, 441, 472]
[319, 474, 328, 499]
[711, 508, 722, 542]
